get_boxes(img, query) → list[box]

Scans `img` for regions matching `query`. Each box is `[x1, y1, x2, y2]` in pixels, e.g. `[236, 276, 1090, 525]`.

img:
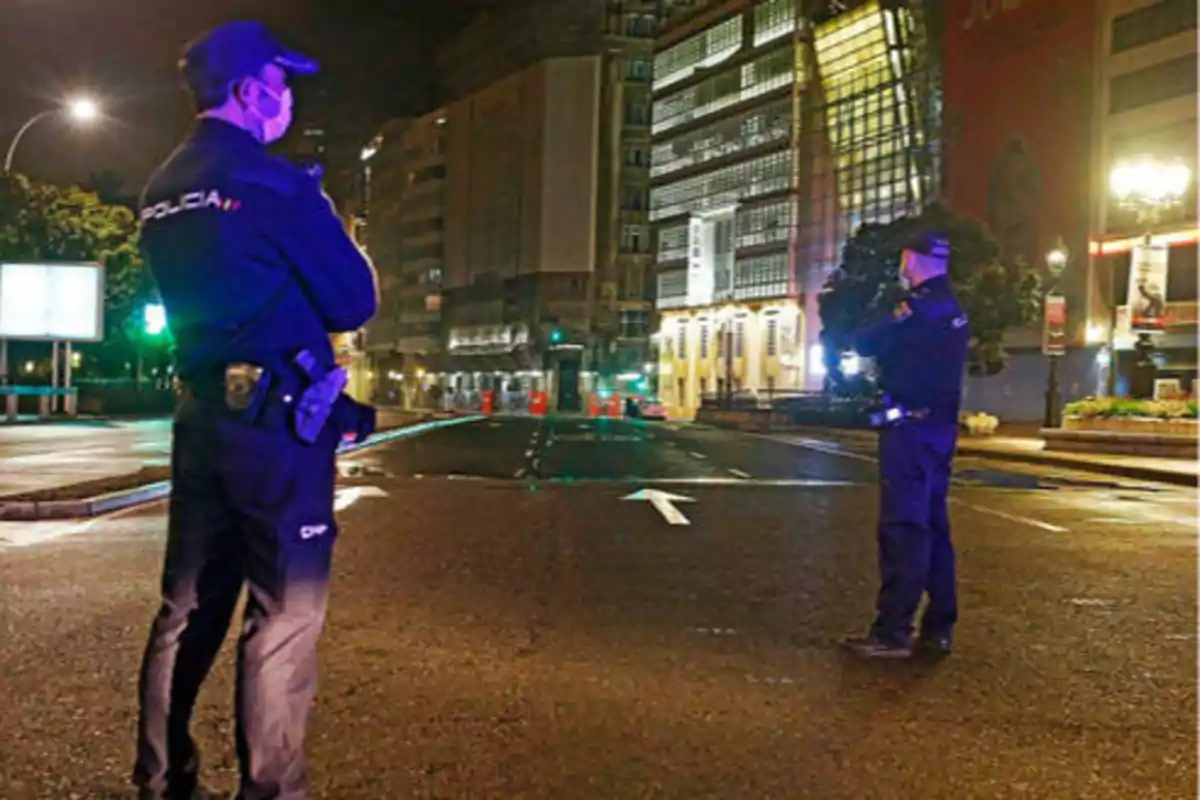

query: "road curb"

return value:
[0, 414, 485, 521]
[783, 426, 1197, 487]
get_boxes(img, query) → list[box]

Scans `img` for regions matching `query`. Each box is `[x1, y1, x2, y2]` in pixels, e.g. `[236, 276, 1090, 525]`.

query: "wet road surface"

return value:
[0, 416, 1194, 798]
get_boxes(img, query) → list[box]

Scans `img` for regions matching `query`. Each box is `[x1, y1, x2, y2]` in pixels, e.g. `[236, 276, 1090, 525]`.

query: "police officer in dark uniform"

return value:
[131, 21, 378, 800]
[841, 229, 970, 660]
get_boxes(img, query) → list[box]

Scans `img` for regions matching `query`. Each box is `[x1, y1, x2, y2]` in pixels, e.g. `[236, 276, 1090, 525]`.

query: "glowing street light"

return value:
[67, 97, 100, 123]
[4, 94, 103, 173]
[1109, 158, 1190, 210]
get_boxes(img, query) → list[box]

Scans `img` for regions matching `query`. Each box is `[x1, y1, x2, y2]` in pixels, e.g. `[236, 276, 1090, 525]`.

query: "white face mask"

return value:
[252, 84, 293, 144]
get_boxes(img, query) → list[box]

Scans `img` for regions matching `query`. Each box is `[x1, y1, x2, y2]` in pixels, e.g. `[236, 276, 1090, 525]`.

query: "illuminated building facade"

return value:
[1089, 0, 1197, 387]
[355, 112, 448, 407]
[650, 0, 940, 418]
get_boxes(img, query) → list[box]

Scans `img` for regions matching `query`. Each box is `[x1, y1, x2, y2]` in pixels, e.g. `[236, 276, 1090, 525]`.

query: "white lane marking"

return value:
[514, 468, 526, 479]
[524, 449, 535, 457]
[949, 498, 1068, 533]
[688, 451, 707, 460]
[760, 433, 1071, 532]
[728, 468, 751, 479]
[622, 488, 695, 525]
[334, 486, 388, 512]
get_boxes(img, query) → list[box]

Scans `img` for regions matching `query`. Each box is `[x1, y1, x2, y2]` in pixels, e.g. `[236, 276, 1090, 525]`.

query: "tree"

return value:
[0, 173, 155, 376]
[817, 203, 1041, 390]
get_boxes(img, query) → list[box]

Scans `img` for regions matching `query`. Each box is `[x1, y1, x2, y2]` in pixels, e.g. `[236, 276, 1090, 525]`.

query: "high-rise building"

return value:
[650, 0, 940, 418]
[412, 0, 670, 411]
[354, 113, 448, 407]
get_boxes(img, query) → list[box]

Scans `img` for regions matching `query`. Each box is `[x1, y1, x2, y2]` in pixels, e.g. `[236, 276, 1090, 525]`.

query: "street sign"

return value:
[1042, 293, 1066, 356]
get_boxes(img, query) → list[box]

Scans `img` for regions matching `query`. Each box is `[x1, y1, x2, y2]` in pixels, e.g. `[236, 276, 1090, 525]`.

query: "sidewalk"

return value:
[791, 425, 1198, 487]
[0, 408, 447, 501]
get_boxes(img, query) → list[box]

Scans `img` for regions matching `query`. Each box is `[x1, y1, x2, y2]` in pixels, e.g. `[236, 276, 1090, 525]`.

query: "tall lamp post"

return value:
[4, 96, 101, 174]
[1042, 239, 1068, 428]
[1, 95, 102, 386]
[1106, 157, 1190, 398]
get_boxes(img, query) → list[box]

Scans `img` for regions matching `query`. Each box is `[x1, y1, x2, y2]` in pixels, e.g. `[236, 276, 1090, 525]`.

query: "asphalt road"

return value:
[0, 415, 1195, 798]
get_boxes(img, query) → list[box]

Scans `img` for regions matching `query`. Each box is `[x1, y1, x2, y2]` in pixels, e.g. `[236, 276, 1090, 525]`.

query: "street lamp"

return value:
[3, 94, 102, 173]
[1042, 238, 1068, 428]
[1106, 157, 1191, 398]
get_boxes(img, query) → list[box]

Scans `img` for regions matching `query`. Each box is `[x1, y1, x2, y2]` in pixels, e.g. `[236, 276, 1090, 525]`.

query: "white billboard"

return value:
[0, 262, 105, 342]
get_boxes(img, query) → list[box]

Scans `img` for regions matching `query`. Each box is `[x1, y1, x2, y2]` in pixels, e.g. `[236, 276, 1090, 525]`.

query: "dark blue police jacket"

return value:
[138, 118, 377, 378]
[853, 275, 970, 425]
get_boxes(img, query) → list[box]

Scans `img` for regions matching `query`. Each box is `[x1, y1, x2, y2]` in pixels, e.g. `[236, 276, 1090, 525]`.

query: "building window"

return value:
[736, 200, 793, 249]
[734, 253, 789, 300]
[734, 319, 745, 358]
[754, 0, 796, 47]
[651, 99, 792, 179]
[657, 269, 688, 308]
[699, 322, 710, 358]
[625, 146, 648, 166]
[650, 150, 793, 220]
[628, 56, 650, 81]
[765, 315, 779, 356]
[677, 323, 687, 358]
[657, 224, 688, 261]
[625, 99, 650, 125]
[621, 186, 648, 210]
[619, 309, 650, 338]
[621, 224, 648, 253]
[1111, 0, 1197, 54]
[1109, 54, 1198, 114]
[653, 15, 744, 91]
[653, 44, 793, 135]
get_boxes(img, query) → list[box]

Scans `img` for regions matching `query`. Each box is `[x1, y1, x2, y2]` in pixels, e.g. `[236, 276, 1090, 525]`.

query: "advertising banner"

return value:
[0, 262, 104, 342]
[1127, 240, 1169, 333]
[1042, 293, 1066, 355]
[1128, 242, 1166, 333]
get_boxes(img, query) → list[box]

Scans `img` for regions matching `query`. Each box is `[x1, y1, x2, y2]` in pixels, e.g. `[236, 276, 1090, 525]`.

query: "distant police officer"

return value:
[842, 229, 969, 660]
[132, 22, 378, 800]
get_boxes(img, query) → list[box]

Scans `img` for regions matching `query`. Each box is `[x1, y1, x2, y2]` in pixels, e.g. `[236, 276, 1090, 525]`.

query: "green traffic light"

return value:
[550, 329, 563, 343]
[144, 303, 167, 336]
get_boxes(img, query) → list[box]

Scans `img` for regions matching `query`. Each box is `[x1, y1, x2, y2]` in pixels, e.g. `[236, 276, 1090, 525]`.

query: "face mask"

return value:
[249, 83, 293, 144]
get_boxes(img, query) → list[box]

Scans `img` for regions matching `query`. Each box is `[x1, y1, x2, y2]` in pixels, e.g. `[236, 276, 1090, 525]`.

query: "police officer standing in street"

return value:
[841, 229, 970, 660]
[132, 22, 378, 800]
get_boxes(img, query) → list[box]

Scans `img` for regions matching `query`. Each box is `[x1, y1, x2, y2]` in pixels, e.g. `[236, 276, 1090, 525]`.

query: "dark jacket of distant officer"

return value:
[841, 229, 970, 661]
[131, 21, 377, 800]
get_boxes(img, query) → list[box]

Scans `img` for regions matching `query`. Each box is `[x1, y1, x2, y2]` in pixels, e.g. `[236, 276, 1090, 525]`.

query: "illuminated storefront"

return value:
[650, 0, 939, 418]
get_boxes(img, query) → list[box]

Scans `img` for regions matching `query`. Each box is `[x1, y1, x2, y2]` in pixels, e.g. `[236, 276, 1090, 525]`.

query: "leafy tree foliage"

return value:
[0, 173, 155, 375]
[817, 203, 1041, 390]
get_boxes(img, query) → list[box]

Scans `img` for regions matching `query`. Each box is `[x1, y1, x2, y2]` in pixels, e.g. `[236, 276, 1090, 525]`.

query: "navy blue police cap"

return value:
[902, 228, 950, 261]
[180, 21, 318, 95]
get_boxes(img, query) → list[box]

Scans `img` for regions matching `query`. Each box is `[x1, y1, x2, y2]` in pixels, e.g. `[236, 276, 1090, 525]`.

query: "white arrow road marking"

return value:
[334, 485, 389, 512]
[622, 488, 695, 526]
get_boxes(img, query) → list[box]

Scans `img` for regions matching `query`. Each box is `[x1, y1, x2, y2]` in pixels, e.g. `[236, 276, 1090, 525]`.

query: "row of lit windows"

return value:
[754, 0, 796, 48]
[656, 249, 791, 306]
[653, 45, 794, 135]
[735, 200, 793, 250]
[1111, 0, 1196, 55]
[1109, 54, 1197, 115]
[653, 15, 743, 92]
[650, 151, 793, 220]
[650, 99, 792, 179]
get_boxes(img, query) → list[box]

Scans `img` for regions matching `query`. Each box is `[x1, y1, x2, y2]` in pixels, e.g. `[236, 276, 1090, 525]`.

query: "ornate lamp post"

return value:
[1042, 239, 1068, 428]
[1107, 158, 1190, 398]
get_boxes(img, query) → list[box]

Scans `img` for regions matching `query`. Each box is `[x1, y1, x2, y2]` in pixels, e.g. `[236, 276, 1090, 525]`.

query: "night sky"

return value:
[0, 0, 490, 194]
